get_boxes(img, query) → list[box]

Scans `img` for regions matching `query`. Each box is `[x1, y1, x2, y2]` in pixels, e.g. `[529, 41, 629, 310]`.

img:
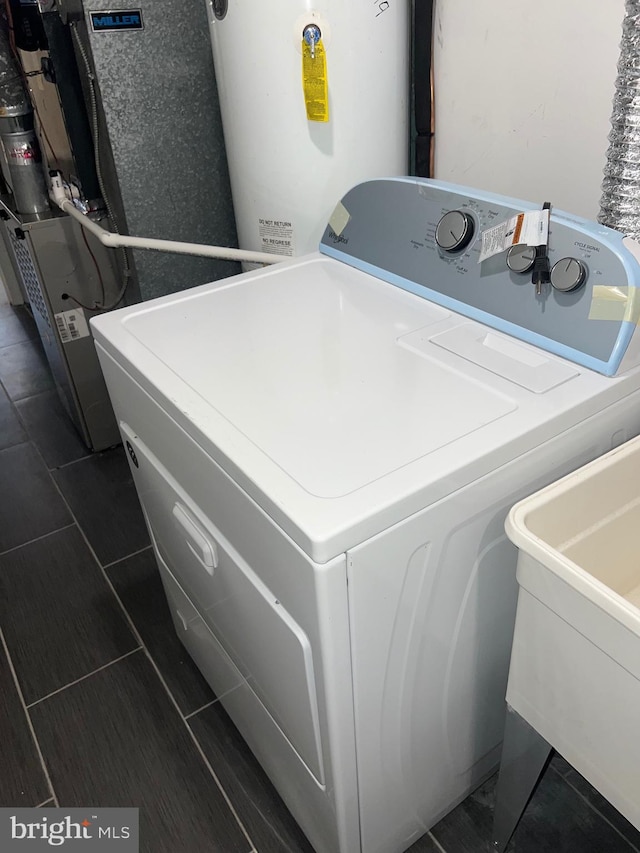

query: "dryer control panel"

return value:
[319, 178, 640, 376]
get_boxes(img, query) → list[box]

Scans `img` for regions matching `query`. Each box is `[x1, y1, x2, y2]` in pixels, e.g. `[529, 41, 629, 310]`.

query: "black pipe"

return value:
[413, 0, 435, 178]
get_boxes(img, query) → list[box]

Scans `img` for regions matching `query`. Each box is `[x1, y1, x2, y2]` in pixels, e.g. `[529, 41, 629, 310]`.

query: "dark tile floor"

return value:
[1, 299, 639, 853]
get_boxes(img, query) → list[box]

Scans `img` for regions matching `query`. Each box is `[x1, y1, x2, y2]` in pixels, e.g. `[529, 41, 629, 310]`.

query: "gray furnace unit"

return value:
[0, 198, 122, 450]
[53, 0, 240, 301]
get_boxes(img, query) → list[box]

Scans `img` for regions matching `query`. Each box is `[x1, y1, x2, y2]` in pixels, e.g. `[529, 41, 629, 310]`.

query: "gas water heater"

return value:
[206, 1, 409, 257]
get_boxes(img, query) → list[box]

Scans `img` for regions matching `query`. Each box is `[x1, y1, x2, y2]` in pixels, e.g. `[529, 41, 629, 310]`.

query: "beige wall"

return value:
[433, 1, 625, 218]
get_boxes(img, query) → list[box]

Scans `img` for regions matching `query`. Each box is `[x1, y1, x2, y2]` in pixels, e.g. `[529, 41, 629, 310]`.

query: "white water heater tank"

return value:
[206, 0, 408, 258]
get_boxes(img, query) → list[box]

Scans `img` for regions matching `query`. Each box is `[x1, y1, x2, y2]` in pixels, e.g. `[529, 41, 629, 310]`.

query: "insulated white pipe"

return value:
[52, 190, 280, 266]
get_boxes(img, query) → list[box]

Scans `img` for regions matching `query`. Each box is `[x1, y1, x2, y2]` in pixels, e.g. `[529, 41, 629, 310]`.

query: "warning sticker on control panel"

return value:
[54, 308, 90, 343]
[478, 209, 549, 263]
[258, 218, 295, 256]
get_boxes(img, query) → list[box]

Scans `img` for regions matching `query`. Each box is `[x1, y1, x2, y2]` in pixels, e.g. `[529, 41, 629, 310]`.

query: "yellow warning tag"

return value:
[302, 38, 329, 122]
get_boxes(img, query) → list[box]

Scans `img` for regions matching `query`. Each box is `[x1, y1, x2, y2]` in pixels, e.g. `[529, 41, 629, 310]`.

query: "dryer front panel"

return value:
[119, 421, 326, 786]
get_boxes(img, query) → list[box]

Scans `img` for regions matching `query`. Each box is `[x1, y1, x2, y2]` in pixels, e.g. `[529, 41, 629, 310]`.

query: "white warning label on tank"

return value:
[258, 218, 295, 256]
[54, 308, 90, 343]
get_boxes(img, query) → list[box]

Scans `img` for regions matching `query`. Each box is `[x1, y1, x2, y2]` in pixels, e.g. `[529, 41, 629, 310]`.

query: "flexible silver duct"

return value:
[600, 1, 640, 235]
[0, 12, 49, 213]
[0, 20, 29, 120]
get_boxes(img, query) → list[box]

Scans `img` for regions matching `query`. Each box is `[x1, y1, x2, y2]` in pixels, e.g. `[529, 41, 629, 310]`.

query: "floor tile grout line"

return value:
[26, 647, 144, 709]
[551, 767, 640, 853]
[0, 314, 63, 430]
[37, 439, 148, 575]
[47, 452, 96, 473]
[27, 439, 128, 575]
[548, 762, 636, 850]
[140, 645, 257, 853]
[48, 450, 103, 473]
[10, 390, 93, 472]
[0, 628, 59, 808]
[0, 342, 41, 370]
[11, 392, 36, 432]
[548, 763, 640, 853]
[0, 365, 11, 401]
[25, 440, 155, 667]
[36, 798, 54, 808]
[427, 830, 448, 853]
[43, 450, 153, 645]
[0, 522, 76, 559]
[0, 372, 26, 437]
[36, 440, 259, 850]
[183, 698, 218, 721]
[103, 544, 153, 570]
[0, 436, 31, 455]
[9, 393, 53, 405]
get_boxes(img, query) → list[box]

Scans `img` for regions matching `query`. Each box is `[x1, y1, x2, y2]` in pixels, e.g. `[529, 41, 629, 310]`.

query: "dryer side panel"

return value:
[347, 394, 640, 853]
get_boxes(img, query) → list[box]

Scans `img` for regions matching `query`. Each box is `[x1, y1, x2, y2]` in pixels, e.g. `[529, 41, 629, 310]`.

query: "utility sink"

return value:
[502, 435, 640, 832]
[509, 435, 640, 618]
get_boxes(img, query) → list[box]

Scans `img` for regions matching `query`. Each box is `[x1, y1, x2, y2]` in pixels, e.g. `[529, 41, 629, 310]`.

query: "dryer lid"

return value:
[122, 257, 518, 498]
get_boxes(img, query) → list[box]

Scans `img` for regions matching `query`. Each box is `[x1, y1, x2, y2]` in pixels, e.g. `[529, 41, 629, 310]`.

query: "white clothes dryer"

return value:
[91, 178, 640, 853]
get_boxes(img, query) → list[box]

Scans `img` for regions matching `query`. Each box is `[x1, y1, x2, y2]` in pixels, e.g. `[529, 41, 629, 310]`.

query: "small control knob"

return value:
[435, 210, 475, 253]
[550, 257, 586, 292]
[506, 244, 536, 274]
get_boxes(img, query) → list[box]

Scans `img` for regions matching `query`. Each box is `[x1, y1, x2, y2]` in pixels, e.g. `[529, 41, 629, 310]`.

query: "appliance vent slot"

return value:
[8, 229, 50, 327]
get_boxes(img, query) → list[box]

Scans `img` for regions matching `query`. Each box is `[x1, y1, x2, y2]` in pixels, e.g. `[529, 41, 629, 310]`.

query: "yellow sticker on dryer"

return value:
[302, 38, 329, 122]
[589, 285, 640, 324]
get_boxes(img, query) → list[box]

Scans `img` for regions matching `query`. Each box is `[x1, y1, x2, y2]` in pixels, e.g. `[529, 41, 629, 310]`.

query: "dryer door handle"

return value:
[172, 503, 218, 575]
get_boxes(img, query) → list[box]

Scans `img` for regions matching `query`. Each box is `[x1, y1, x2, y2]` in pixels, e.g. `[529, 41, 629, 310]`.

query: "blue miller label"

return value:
[90, 10, 143, 31]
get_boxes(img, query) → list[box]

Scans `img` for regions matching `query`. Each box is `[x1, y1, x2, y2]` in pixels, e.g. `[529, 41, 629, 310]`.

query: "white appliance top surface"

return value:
[121, 258, 515, 498]
[92, 255, 637, 561]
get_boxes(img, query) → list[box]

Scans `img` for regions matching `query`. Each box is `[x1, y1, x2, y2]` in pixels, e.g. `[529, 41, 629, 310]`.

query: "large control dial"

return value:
[506, 244, 536, 274]
[550, 257, 586, 292]
[435, 210, 475, 253]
